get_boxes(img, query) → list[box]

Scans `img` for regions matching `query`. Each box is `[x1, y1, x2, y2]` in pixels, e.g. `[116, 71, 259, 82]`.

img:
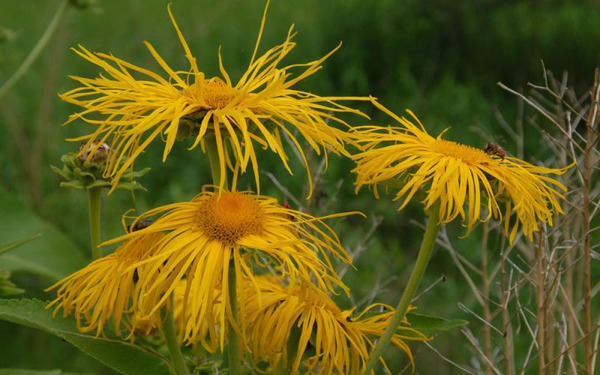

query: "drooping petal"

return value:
[352, 99, 570, 243]
[46, 232, 164, 338]
[243, 275, 429, 374]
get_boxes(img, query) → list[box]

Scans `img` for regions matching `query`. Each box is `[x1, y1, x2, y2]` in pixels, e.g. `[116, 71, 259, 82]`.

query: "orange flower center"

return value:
[431, 138, 493, 164]
[196, 192, 263, 244]
[183, 78, 239, 109]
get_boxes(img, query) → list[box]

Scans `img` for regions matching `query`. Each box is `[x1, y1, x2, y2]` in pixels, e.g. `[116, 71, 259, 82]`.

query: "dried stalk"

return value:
[581, 68, 599, 375]
[498, 66, 599, 375]
[481, 222, 493, 375]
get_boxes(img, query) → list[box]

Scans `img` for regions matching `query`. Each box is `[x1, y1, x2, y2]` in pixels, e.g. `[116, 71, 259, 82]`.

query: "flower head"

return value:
[61, 2, 368, 195]
[108, 187, 354, 349]
[46, 232, 164, 337]
[244, 275, 429, 374]
[352, 100, 570, 243]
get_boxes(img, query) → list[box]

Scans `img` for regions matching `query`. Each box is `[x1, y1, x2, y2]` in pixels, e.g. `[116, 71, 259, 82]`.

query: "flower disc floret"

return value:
[196, 191, 263, 244]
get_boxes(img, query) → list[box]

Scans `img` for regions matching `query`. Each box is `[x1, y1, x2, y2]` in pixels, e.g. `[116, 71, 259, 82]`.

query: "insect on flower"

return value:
[483, 142, 506, 160]
[129, 219, 154, 233]
[77, 141, 110, 164]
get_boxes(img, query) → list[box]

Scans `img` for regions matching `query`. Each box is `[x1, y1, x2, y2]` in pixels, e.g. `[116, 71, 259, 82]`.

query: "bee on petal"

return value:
[483, 142, 506, 160]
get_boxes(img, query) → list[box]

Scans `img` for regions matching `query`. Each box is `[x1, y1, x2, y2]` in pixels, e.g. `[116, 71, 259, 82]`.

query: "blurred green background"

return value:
[0, 0, 598, 373]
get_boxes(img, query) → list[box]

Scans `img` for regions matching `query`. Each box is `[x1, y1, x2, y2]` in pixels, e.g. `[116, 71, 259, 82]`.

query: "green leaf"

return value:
[0, 299, 175, 375]
[0, 268, 24, 296]
[406, 312, 468, 336]
[0, 188, 86, 281]
[49, 165, 73, 181]
[0, 284, 24, 297]
[0, 233, 42, 256]
[58, 181, 87, 189]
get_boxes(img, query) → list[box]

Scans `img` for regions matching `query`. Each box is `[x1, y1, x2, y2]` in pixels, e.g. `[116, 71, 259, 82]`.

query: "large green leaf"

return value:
[0, 189, 86, 281]
[0, 299, 175, 375]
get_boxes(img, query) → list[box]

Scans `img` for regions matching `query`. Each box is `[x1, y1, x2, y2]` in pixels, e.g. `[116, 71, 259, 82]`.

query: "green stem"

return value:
[227, 260, 242, 375]
[205, 134, 228, 189]
[0, 0, 69, 99]
[162, 303, 190, 375]
[364, 201, 441, 374]
[87, 186, 102, 260]
[205, 135, 241, 373]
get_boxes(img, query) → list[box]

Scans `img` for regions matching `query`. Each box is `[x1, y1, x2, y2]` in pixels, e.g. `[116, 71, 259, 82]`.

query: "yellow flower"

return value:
[352, 100, 570, 243]
[61, 2, 368, 195]
[244, 275, 429, 374]
[171, 279, 221, 351]
[46, 232, 164, 338]
[109, 187, 355, 350]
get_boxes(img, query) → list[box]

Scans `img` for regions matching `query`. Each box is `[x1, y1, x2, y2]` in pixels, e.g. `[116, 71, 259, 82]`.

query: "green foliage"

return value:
[0, 188, 86, 281]
[0, 299, 174, 375]
[0, 268, 24, 297]
[0, 234, 42, 257]
[0, 234, 40, 296]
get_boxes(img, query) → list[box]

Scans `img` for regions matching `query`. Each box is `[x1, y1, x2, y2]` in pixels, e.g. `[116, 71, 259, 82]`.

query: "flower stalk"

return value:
[87, 186, 102, 260]
[162, 297, 190, 375]
[205, 134, 228, 190]
[581, 68, 599, 375]
[227, 259, 242, 375]
[364, 201, 441, 373]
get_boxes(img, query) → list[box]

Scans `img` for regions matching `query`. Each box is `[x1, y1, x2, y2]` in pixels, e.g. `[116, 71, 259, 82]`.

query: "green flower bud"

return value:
[51, 143, 149, 191]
